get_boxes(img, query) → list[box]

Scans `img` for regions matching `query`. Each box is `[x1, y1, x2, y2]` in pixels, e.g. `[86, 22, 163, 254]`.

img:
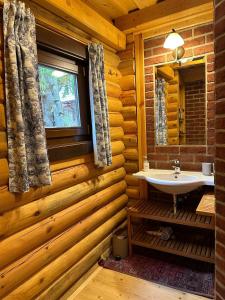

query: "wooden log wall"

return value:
[0, 23, 128, 299]
[166, 71, 180, 145]
[117, 36, 141, 206]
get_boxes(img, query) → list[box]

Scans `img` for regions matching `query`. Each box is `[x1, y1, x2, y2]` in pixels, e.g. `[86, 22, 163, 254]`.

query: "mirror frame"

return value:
[153, 56, 207, 146]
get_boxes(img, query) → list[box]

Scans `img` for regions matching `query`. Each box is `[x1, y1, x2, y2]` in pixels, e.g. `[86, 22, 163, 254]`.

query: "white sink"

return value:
[134, 169, 214, 196]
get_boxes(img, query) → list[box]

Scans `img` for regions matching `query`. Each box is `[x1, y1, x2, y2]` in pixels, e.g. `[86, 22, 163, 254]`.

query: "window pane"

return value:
[38, 64, 81, 128]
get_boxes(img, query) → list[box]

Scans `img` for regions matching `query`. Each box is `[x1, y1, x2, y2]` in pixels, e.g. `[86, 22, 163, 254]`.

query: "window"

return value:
[39, 64, 81, 128]
[36, 25, 92, 161]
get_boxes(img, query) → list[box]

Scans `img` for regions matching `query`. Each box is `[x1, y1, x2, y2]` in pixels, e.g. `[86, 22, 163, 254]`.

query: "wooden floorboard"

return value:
[69, 267, 210, 300]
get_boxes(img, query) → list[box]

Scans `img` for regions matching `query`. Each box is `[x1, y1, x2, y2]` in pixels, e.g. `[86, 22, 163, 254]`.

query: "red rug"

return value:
[99, 250, 214, 298]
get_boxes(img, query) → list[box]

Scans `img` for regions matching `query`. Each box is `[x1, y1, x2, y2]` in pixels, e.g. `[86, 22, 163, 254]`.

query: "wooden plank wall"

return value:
[0, 24, 128, 299]
[117, 35, 141, 206]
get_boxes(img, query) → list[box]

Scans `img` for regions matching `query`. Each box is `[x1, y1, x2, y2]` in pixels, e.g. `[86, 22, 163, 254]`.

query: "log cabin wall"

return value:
[0, 13, 128, 300]
[117, 35, 141, 206]
[144, 23, 215, 171]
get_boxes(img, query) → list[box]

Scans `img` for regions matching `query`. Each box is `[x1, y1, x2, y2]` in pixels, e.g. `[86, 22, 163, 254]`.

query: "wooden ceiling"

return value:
[81, 0, 163, 21]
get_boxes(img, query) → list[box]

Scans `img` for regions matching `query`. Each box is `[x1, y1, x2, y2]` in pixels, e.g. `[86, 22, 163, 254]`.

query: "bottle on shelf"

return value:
[143, 155, 149, 172]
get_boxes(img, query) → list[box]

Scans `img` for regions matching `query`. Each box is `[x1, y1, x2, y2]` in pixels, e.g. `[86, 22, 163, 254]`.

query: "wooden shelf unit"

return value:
[127, 200, 215, 263]
[131, 225, 215, 264]
[128, 200, 215, 230]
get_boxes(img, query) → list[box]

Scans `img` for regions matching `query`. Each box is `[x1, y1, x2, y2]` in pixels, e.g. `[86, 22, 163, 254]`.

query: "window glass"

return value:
[38, 64, 81, 128]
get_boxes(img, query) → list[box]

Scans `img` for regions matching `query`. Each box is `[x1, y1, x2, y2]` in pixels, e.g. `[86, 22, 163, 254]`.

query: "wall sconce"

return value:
[163, 29, 185, 61]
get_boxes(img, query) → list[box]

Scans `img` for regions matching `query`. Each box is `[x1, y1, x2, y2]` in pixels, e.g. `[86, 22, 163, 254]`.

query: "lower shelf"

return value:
[132, 225, 215, 264]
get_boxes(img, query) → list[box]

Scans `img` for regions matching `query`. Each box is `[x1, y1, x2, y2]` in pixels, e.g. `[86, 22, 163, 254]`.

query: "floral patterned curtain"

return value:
[155, 78, 168, 145]
[88, 43, 112, 167]
[3, 0, 51, 192]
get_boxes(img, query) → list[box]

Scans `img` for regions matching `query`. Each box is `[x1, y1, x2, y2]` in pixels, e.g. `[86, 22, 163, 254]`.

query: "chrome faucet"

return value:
[172, 159, 181, 175]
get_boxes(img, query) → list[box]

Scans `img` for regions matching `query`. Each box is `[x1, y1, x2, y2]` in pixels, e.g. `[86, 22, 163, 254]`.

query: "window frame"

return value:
[36, 25, 92, 161]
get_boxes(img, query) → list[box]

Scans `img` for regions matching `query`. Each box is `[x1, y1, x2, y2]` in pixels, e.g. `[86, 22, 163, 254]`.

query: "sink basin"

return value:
[145, 173, 202, 195]
[134, 169, 214, 196]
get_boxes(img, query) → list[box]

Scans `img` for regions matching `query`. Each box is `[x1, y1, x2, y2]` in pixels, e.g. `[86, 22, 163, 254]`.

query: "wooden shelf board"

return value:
[196, 193, 215, 217]
[128, 200, 215, 230]
[132, 225, 215, 264]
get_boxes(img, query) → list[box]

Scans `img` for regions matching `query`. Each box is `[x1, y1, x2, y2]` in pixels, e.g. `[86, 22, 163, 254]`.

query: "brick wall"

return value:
[144, 23, 215, 171]
[185, 80, 206, 145]
[215, 0, 225, 299]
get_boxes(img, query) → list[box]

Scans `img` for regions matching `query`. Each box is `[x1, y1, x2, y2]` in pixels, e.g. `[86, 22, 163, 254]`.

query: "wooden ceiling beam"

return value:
[30, 0, 126, 50]
[132, 0, 158, 9]
[114, 0, 213, 34]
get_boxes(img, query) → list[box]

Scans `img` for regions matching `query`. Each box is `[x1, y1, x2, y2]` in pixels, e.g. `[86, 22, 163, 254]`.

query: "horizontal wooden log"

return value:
[109, 112, 124, 127]
[167, 120, 179, 129]
[36, 226, 125, 300]
[50, 154, 92, 172]
[157, 66, 174, 81]
[2, 208, 127, 299]
[0, 158, 8, 186]
[167, 112, 178, 121]
[167, 84, 178, 94]
[108, 97, 123, 112]
[0, 131, 7, 158]
[0, 196, 128, 287]
[31, 0, 126, 50]
[0, 154, 125, 213]
[0, 103, 6, 130]
[125, 174, 140, 186]
[0, 181, 127, 269]
[122, 106, 136, 119]
[118, 59, 135, 76]
[168, 137, 179, 145]
[0, 167, 126, 237]
[123, 121, 137, 134]
[110, 127, 124, 141]
[123, 148, 138, 161]
[0, 83, 4, 103]
[0, 61, 3, 76]
[167, 103, 178, 113]
[119, 75, 135, 91]
[120, 90, 136, 106]
[111, 141, 125, 156]
[168, 128, 179, 138]
[167, 94, 178, 104]
[104, 49, 121, 68]
[126, 186, 140, 199]
[106, 81, 121, 98]
[123, 134, 138, 147]
[124, 161, 139, 173]
[105, 64, 121, 84]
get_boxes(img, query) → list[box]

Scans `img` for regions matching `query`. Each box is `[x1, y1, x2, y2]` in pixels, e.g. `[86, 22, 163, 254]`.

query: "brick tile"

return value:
[194, 44, 214, 55]
[144, 55, 166, 66]
[185, 36, 205, 48]
[144, 37, 165, 49]
[194, 23, 213, 36]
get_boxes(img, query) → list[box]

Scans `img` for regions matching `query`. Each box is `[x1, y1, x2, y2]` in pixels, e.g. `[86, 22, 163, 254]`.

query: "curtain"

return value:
[3, 0, 51, 193]
[155, 78, 168, 145]
[88, 43, 112, 167]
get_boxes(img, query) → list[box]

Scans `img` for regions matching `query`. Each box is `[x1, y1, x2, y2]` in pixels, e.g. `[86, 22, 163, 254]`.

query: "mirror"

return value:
[154, 57, 206, 145]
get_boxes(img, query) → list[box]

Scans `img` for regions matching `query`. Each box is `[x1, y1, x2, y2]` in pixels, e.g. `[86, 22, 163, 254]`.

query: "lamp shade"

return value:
[163, 30, 184, 50]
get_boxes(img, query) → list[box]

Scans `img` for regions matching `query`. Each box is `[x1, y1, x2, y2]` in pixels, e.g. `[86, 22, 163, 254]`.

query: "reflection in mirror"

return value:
[154, 57, 206, 146]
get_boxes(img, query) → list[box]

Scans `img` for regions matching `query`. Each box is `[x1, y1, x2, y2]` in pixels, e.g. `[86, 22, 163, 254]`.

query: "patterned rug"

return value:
[99, 250, 214, 298]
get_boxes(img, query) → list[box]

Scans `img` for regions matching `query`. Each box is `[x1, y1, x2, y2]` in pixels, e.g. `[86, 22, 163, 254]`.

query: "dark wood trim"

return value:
[38, 50, 78, 74]
[36, 25, 87, 60]
[48, 141, 93, 162]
